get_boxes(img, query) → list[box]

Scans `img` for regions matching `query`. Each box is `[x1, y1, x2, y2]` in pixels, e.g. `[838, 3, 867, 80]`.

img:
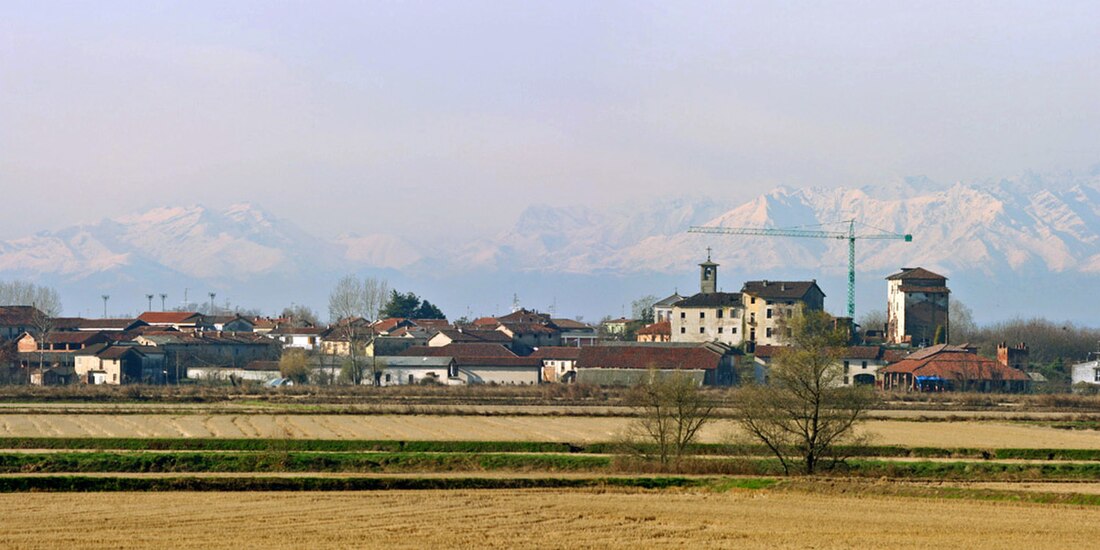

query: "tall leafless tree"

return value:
[624, 370, 715, 469]
[735, 310, 875, 474]
[328, 275, 389, 385]
[0, 282, 62, 384]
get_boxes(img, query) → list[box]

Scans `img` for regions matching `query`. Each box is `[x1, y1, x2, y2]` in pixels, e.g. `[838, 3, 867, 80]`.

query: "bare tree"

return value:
[735, 310, 875, 474]
[328, 275, 368, 385]
[363, 277, 391, 321]
[624, 370, 715, 469]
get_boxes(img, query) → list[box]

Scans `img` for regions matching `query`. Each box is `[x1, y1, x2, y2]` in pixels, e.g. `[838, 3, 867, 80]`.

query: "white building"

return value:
[670, 256, 746, 346]
[1072, 359, 1100, 386]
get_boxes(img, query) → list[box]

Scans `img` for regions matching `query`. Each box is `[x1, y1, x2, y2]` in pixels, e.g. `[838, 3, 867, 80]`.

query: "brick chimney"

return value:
[997, 342, 1029, 370]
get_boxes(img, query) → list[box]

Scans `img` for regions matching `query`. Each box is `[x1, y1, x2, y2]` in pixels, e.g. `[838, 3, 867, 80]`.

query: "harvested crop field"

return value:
[1, 414, 1099, 449]
[1, 488, 1098, 549]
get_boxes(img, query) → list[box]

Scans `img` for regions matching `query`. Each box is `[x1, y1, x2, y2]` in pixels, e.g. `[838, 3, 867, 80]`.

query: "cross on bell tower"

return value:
[699, 250, 718, 294]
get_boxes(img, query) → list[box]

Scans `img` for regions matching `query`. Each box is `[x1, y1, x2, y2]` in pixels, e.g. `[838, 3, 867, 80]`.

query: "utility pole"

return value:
[146, 294, 154, 311]
[101, 295, 110, 318]
[159, 294, 167, 311]
[208, 292, 217, 316]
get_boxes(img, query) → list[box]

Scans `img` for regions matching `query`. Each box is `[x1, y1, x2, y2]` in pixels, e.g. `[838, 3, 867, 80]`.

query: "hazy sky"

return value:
[2, 1, 1098, 238]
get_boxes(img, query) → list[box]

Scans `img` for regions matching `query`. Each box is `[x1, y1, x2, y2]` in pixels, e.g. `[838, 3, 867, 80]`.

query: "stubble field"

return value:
[1, 413, 1099, 448]
[2, 488, 1098, 549]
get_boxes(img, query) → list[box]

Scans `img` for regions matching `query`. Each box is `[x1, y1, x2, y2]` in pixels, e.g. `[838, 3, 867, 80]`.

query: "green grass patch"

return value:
[0, 451, 611, 474]
[0, 475, 711, 492]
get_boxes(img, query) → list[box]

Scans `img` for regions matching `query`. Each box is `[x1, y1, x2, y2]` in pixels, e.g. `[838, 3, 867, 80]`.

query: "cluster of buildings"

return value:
[0, 254, 1064, 393]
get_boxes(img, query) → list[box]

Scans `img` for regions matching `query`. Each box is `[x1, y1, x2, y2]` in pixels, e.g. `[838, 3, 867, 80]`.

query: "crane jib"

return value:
[686, 225, 913, 318]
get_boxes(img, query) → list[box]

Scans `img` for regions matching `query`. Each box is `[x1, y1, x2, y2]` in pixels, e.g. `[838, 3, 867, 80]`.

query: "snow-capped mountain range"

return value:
[1, 173, 1097, 323]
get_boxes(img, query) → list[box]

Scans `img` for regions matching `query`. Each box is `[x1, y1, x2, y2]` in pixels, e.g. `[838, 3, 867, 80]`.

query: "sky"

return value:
[2, 1, 1099, 240]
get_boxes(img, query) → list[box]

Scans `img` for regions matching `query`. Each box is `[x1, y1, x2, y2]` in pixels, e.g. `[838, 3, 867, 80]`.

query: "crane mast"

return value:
[688, 220, 912, 318]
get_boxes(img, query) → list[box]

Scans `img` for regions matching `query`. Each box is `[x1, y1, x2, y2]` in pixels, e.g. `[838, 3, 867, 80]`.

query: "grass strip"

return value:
[781, 479, 1100, 507]
[0, 451, 611, 474]
[5, 438, 1100, 462]
[0, 475, 709, 492]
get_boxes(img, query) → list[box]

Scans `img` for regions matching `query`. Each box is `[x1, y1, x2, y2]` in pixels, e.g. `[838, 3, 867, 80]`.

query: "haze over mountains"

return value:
[1, 173, 1097, 324]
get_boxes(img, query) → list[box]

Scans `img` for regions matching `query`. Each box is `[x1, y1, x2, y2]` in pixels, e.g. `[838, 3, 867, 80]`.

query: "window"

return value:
[385, 373, 391, 383]
[1094, 369, 1100, 383]
[844, 361, 850, 374]
[766, 308, 773, 319]
[700, 312, 705, 319]
[717, 327, 724, 334]
[844, 376, 850, 385]
[680, 327, 686, 334]
[862, 361, 868, 369]
[766, 327, 773, 338]
[751, 297, 756, 304]
[680, 312, 686, 319]
[731, 309, 739, 317]
[717, 309, 723, 319]
[750, 313, 756, 323]
[731, 327, 737, 334]
[699, 327, 705, 334]
[408, 374, 414, 385]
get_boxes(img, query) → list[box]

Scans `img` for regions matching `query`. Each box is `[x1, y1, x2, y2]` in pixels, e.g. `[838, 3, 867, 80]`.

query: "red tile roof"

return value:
[528, 346, 582, 360]
[741, 281, 823, 300]
[452, 356, 541, 367]
[886, 267, 948, 281]
[399, 343, 517, 358]
[137, 311, 203, 324]
[636, 321, 671, 336]
[0, 306, 44, 325]
[470, 317, 499, 327]
[435, 329, 512, 344]
[880, 349, 1028, 381]
[577, 346, 723, 371]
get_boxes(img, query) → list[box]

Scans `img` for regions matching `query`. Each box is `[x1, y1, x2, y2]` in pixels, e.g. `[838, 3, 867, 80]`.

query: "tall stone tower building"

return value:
[885, 267, 950, 347]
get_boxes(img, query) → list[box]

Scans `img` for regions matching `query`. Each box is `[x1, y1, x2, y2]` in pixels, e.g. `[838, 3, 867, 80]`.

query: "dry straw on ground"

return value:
[1, 414, 1099, 449]
[1, 488, 1098, 549]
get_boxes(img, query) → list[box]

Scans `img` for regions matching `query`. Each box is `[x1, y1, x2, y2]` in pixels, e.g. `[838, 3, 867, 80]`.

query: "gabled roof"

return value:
[0, 306, 44, 326]
[470, 317, 500, 328]
[21, 331, 109, 345]
[372, 318, 413, 333]
[675, 292, 742, 308]
[577, 346, 723, 371]
[411, 319, 450, 329]
[452, 356, 541, 368]
[550, 318, 593, 330]
[434, 329, 512, 344]
[499, 322, 558, 335]
[886, 267, 948, 281]
[653, 293, 685, 307]
[528, 346, 582, 360]
[754, 345, 884, 360]
[741, 281, 823, 300]
[138, 311, 203, 325]
[380, 356, 455, 368]
[399, 343, 517, 358]
[636, 321, 671, 336]
[498, 309, 551, 324]
[880, 347, 1028, 381]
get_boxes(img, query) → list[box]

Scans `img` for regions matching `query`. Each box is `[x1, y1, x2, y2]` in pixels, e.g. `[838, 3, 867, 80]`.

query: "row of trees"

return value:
[627, 311, 873, 475]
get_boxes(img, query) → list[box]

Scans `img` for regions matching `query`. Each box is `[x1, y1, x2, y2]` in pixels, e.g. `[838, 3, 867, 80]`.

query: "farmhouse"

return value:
[377, 356, 458, 386]
[529, 346, 582, 382]
[753, 345, 889, 387]
[74, 344, 168, 385]
[879, 344, 1029, 393]
[575, 343, 737, 386]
